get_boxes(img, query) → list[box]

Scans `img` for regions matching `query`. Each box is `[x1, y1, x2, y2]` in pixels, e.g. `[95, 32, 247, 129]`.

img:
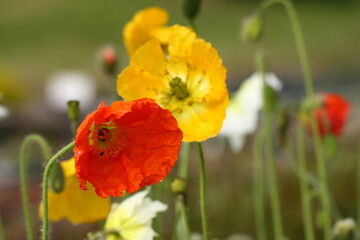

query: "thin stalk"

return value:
[257, 1, 331, 238]
[197, 142, 208, 240]
[253, 125, 267, 240]
[173, 142, 192, 240]
[41, 141, 75, 240]
[0, 213, 5, 240]
[264, 114, 284, 240]
[357, 140, 360, 233]
[20, 134, 52, 240]
[255, 50, 283, 239]
[178, 143, 191, 179]
[296, 123, 315, 240]
[173, 194, 191, 240]
[258, 0, 314, 97]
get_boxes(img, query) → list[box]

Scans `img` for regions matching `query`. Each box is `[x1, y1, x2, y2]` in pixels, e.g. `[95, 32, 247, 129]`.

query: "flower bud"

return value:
[182, 0, 201, 20]
[171, 177, 187, 194]
[48, 161, 65, 193]
[241, 14, 263, 44]
[101, 46, 117, 76]
[333, 218, 356, 240]
[67, 100, 80, 122]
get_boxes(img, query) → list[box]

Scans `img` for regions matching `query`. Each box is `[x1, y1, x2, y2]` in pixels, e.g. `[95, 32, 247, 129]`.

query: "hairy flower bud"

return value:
[182, 0, 201, 20]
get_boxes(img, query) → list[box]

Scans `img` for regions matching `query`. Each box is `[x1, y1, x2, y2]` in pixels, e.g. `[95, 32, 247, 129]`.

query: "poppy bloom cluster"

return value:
[74, 98, 183, 198]
[118, 25, 229, 142]
[306, 93, 350, 138]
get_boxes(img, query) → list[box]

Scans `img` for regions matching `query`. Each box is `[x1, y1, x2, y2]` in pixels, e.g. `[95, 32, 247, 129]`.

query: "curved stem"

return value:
[196, 142, 208, 240]
[20, 134, 52, 240]
[258, 0, 314, 97]
[257, 1, 331, 239]
[41, 141, 75, 240]
[253, 125, 267, 240]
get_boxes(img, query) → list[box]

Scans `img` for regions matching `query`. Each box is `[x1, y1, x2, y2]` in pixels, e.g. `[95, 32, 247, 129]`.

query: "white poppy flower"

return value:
[219, 72, 282, 153]
[45, 71, 96, 111]
[104, 188, 167, 240]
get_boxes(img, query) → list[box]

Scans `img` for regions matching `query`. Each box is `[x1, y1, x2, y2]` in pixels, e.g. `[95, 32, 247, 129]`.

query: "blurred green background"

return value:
[1, 0, 360, 239]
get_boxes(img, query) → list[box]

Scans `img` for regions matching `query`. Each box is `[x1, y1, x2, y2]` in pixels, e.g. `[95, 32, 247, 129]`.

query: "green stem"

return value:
[197, 142, 208, 240]
[258, 0, 314, 97]
[357, 140, 360, 233]
[41, 141, 75, 240]
[0, 213, 5, 240]
[255, 50, 283, 239]
[296, 123, 315, 240]
[173, 142, 192, 240]
[258, 1, 331, 239]
[178, 143, 191, 179]
[20, 134, 52, 240]
[253, 125, 267, 240]
[174, 195, 191, 240]
[264, 114, 284, 240]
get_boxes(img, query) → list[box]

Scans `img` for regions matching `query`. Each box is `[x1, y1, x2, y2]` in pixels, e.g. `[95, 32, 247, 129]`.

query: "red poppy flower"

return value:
[74, 98, 183, 198]
[312, 93, 350, 138]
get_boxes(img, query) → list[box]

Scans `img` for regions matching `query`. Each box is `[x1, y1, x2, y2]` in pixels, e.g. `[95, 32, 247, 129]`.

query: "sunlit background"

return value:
[1, 0, 360, 239]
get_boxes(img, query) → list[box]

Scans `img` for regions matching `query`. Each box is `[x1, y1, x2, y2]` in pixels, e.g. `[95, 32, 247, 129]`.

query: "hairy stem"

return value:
[20, 134, 52, 240]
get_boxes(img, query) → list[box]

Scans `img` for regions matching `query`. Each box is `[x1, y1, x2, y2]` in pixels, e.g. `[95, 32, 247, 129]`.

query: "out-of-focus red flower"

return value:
[311, 93, 350, 138]
[102, 47, 116, 65]
[74, 98, 183, 198]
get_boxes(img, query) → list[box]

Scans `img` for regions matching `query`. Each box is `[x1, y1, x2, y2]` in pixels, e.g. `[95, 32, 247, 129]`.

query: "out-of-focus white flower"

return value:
[0, 105, 9, 121]
[333, 218, 356, 240]
[104, 188, 167, 240]
[45, 71, 96, 111]
[0, 92, 9, 121]
[219, 72, 282, 153]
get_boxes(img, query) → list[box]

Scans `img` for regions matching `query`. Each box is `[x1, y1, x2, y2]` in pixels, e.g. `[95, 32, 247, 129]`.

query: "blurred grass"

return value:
[1, 0, 359, 91]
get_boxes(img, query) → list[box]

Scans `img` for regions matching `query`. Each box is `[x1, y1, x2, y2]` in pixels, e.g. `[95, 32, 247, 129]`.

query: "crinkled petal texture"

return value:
[74, 98, 183, 198]
[118, 25, 229, 142]
[124, 7, 169, 56]
[314, 93, 350, 137]
[39, 158, 111, 224]
[105, 188, 167, 240]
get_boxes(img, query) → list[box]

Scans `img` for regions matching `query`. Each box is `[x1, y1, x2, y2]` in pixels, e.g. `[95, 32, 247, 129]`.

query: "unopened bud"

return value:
[48, 161, 65, 193]
[67, 100, 80, 122]
[101, 46, 117, 76]
[333, 218, 356, 240]
[241, 14, 263, 44]
[171, 177, 186, 194]
[182, 0, 201, 20]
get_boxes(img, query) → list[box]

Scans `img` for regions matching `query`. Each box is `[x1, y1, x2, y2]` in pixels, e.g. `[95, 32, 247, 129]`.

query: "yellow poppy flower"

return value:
[39, 158, 111, 224]
[124, 7, 170, 56]
[117, 25, 229, 142]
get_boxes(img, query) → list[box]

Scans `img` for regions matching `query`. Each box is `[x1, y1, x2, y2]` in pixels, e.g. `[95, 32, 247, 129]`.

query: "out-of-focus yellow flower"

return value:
[124, 7, 170, 56]
[39, 158, 110, 224]
[118, 25, 229, 142]
[104, 188, 167, 240]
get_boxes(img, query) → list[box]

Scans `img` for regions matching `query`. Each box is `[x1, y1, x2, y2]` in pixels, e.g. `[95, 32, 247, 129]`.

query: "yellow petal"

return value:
[124, 7, 169, 56]
[39, 158, 111, 224]
[175, 99, 229, 142]
[117, 40, 169, 101]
